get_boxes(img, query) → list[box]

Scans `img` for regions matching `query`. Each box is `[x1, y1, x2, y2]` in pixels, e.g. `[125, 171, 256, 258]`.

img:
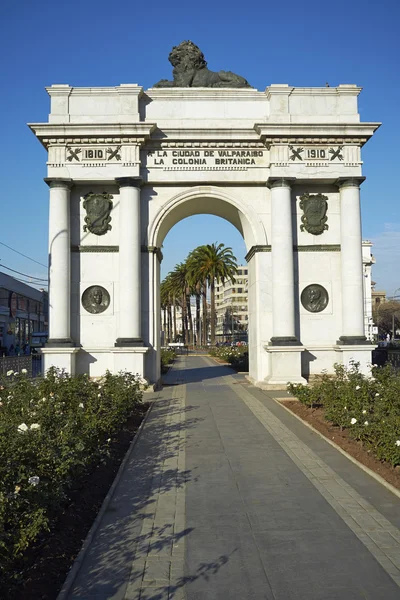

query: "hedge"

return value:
[287, 363, 400, 466]
[0, 367, 146, 585]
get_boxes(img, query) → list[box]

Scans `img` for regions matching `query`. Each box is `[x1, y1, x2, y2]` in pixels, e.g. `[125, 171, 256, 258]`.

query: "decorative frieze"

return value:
[246, 244, 340, 261]
[245, 245, 272, 262]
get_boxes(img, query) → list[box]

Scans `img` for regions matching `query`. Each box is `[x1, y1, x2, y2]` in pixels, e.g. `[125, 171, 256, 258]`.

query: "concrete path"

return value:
[59, 356, 400, 600]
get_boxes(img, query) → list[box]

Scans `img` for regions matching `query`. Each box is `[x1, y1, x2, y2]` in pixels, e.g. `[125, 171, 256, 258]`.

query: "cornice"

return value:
[254, 122, 381, 144]
[245, 244, 341, 261]
[145, 88, 261, 101]
[28, 123, 157, 148]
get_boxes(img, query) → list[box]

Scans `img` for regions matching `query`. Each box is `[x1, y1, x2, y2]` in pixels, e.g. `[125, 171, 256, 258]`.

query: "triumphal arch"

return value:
[30, 41, 380, 388]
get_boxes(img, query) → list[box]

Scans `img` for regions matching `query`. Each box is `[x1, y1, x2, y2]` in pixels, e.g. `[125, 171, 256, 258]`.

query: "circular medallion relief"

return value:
[301, 284, 329, 313]
[82, 285, 110, 314]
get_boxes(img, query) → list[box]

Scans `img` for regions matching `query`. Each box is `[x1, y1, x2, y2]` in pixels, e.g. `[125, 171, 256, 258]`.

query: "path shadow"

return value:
[68, 395, 202, 598]
[163, 364, 236, 385]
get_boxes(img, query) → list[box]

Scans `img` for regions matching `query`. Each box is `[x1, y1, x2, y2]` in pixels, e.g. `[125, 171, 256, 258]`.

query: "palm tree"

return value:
[169, 262, 193, 344]
[187, 250, 207, 346]
[161, 273, 179, 342]
[189, 243, 238, 345]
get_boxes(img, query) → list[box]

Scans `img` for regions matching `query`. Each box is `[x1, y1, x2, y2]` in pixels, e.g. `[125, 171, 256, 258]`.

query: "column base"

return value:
[263, 345, 307, 388]
[115, 338, 144, 347]
[40, 347, 79, 376]
[337, 336, 371, 345]
[270, 336, 302, 347]
[46, 338, 75, 347]
[335, 344, 375, 375]
[112, 347, 148, 374]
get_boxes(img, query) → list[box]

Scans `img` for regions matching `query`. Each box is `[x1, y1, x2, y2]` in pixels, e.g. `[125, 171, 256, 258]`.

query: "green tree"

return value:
[189, 243, 238, 345]
[374, 300, 400, 338]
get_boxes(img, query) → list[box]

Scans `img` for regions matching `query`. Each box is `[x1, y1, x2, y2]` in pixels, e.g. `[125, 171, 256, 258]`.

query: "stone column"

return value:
[267, 178, 299, 345]
[337, 177, 368, 344]
[45, 178, 73, 346]
[115, 177, 143, 346]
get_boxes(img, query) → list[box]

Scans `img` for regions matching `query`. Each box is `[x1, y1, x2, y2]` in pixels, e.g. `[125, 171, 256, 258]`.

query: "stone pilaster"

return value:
[336, 177, 369, 344]
[45, 178, 73, 346]
[115, 177, 143, 346]
[267, 178, 300, 346]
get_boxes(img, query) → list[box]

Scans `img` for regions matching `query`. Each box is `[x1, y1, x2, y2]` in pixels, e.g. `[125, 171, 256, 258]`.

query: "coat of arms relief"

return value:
[83, 192, 113, 236]
[299, 193, 329, 236]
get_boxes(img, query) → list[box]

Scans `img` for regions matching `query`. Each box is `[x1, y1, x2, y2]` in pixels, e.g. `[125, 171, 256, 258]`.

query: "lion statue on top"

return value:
[153, 41, 252, 88]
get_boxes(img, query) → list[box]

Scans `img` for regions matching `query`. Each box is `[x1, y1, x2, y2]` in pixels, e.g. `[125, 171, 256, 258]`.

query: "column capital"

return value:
[44, 178, 73, 190]
[115, 177, 142, 189]
[266, 177, 296, 190]
[335, 177, 365, 189]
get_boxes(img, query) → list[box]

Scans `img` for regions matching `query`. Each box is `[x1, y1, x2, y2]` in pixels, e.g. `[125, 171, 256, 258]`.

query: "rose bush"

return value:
[209, 345, 249, 371]
[0, 367, 145, 585]
[287, 362, 400, 466]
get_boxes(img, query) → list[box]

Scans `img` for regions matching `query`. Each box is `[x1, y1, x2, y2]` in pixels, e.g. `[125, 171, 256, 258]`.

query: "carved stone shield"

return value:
[83, 192, 113, 236]
[299, 193, 328, 236]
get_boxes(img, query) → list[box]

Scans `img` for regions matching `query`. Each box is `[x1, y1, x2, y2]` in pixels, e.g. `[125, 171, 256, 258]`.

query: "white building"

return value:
[0, 272, 47, 355]
[362, 240, 376, 341]
[216, 266, 248, 341]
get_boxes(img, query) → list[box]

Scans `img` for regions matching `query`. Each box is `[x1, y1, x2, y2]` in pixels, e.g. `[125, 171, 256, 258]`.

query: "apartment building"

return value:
[215, 265, 248, 341]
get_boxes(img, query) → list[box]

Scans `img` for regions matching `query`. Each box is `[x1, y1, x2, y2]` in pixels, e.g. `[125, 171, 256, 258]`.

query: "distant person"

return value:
[8, 344, 15, 356]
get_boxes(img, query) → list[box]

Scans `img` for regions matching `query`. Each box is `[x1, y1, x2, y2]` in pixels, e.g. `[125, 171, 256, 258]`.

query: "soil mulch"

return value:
[3, 403, 150, 600]
[280, 400, 400, 492]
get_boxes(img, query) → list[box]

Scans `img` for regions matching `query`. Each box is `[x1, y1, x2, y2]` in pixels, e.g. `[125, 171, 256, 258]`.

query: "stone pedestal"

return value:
[263, 345, 306, 388]
[334, 344, 374, 375]
[112, 347, 148, 374]
[41, 347, 79, 376]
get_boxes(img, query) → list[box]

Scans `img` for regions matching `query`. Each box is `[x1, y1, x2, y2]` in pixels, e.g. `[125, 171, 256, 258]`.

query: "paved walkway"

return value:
[59, 356, 400, 600]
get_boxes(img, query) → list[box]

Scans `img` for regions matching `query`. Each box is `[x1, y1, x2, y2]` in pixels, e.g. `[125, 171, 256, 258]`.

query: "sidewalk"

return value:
[59, 356, 400, 600]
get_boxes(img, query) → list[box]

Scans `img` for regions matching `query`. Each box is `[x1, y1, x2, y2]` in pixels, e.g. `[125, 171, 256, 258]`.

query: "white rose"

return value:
[30, 423, 40, 431]
[17, 423, 28, 433]
[6, 370, 14, 376]
[350, 418, 357, 425]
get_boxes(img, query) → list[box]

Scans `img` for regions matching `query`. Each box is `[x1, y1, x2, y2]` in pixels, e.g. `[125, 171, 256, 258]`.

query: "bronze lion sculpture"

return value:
[153, 41, 252, 88]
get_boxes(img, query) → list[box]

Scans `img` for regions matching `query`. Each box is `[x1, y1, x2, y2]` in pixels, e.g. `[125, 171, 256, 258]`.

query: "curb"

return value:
[275, 398, 400, 500]
[56, 402, 155, 600]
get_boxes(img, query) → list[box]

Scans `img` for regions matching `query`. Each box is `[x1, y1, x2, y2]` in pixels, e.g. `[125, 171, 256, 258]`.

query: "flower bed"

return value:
[0, 368, 146, 588]
[209, 346, 249, 371]
[287, 363, 400, 466]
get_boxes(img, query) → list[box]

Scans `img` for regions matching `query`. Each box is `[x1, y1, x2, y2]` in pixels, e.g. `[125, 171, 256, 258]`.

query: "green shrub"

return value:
[287, 362, 400, 466]
[0, 368, 144, 585]
[209, 346, 248, 371]
[160, 348, 176, 373]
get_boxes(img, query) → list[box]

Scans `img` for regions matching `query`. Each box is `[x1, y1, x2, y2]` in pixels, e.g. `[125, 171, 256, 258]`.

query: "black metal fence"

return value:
[372, 347, 400, 370]
[0, 355, 43, 378]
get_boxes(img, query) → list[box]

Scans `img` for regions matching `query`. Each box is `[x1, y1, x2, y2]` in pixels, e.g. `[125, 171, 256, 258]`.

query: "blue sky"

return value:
[1, 0, 399, 295]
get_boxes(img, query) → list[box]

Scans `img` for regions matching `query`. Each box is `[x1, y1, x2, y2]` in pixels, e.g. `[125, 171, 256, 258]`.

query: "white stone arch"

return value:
[148, 185, 267, 250]
[145, 185, 268, 385]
